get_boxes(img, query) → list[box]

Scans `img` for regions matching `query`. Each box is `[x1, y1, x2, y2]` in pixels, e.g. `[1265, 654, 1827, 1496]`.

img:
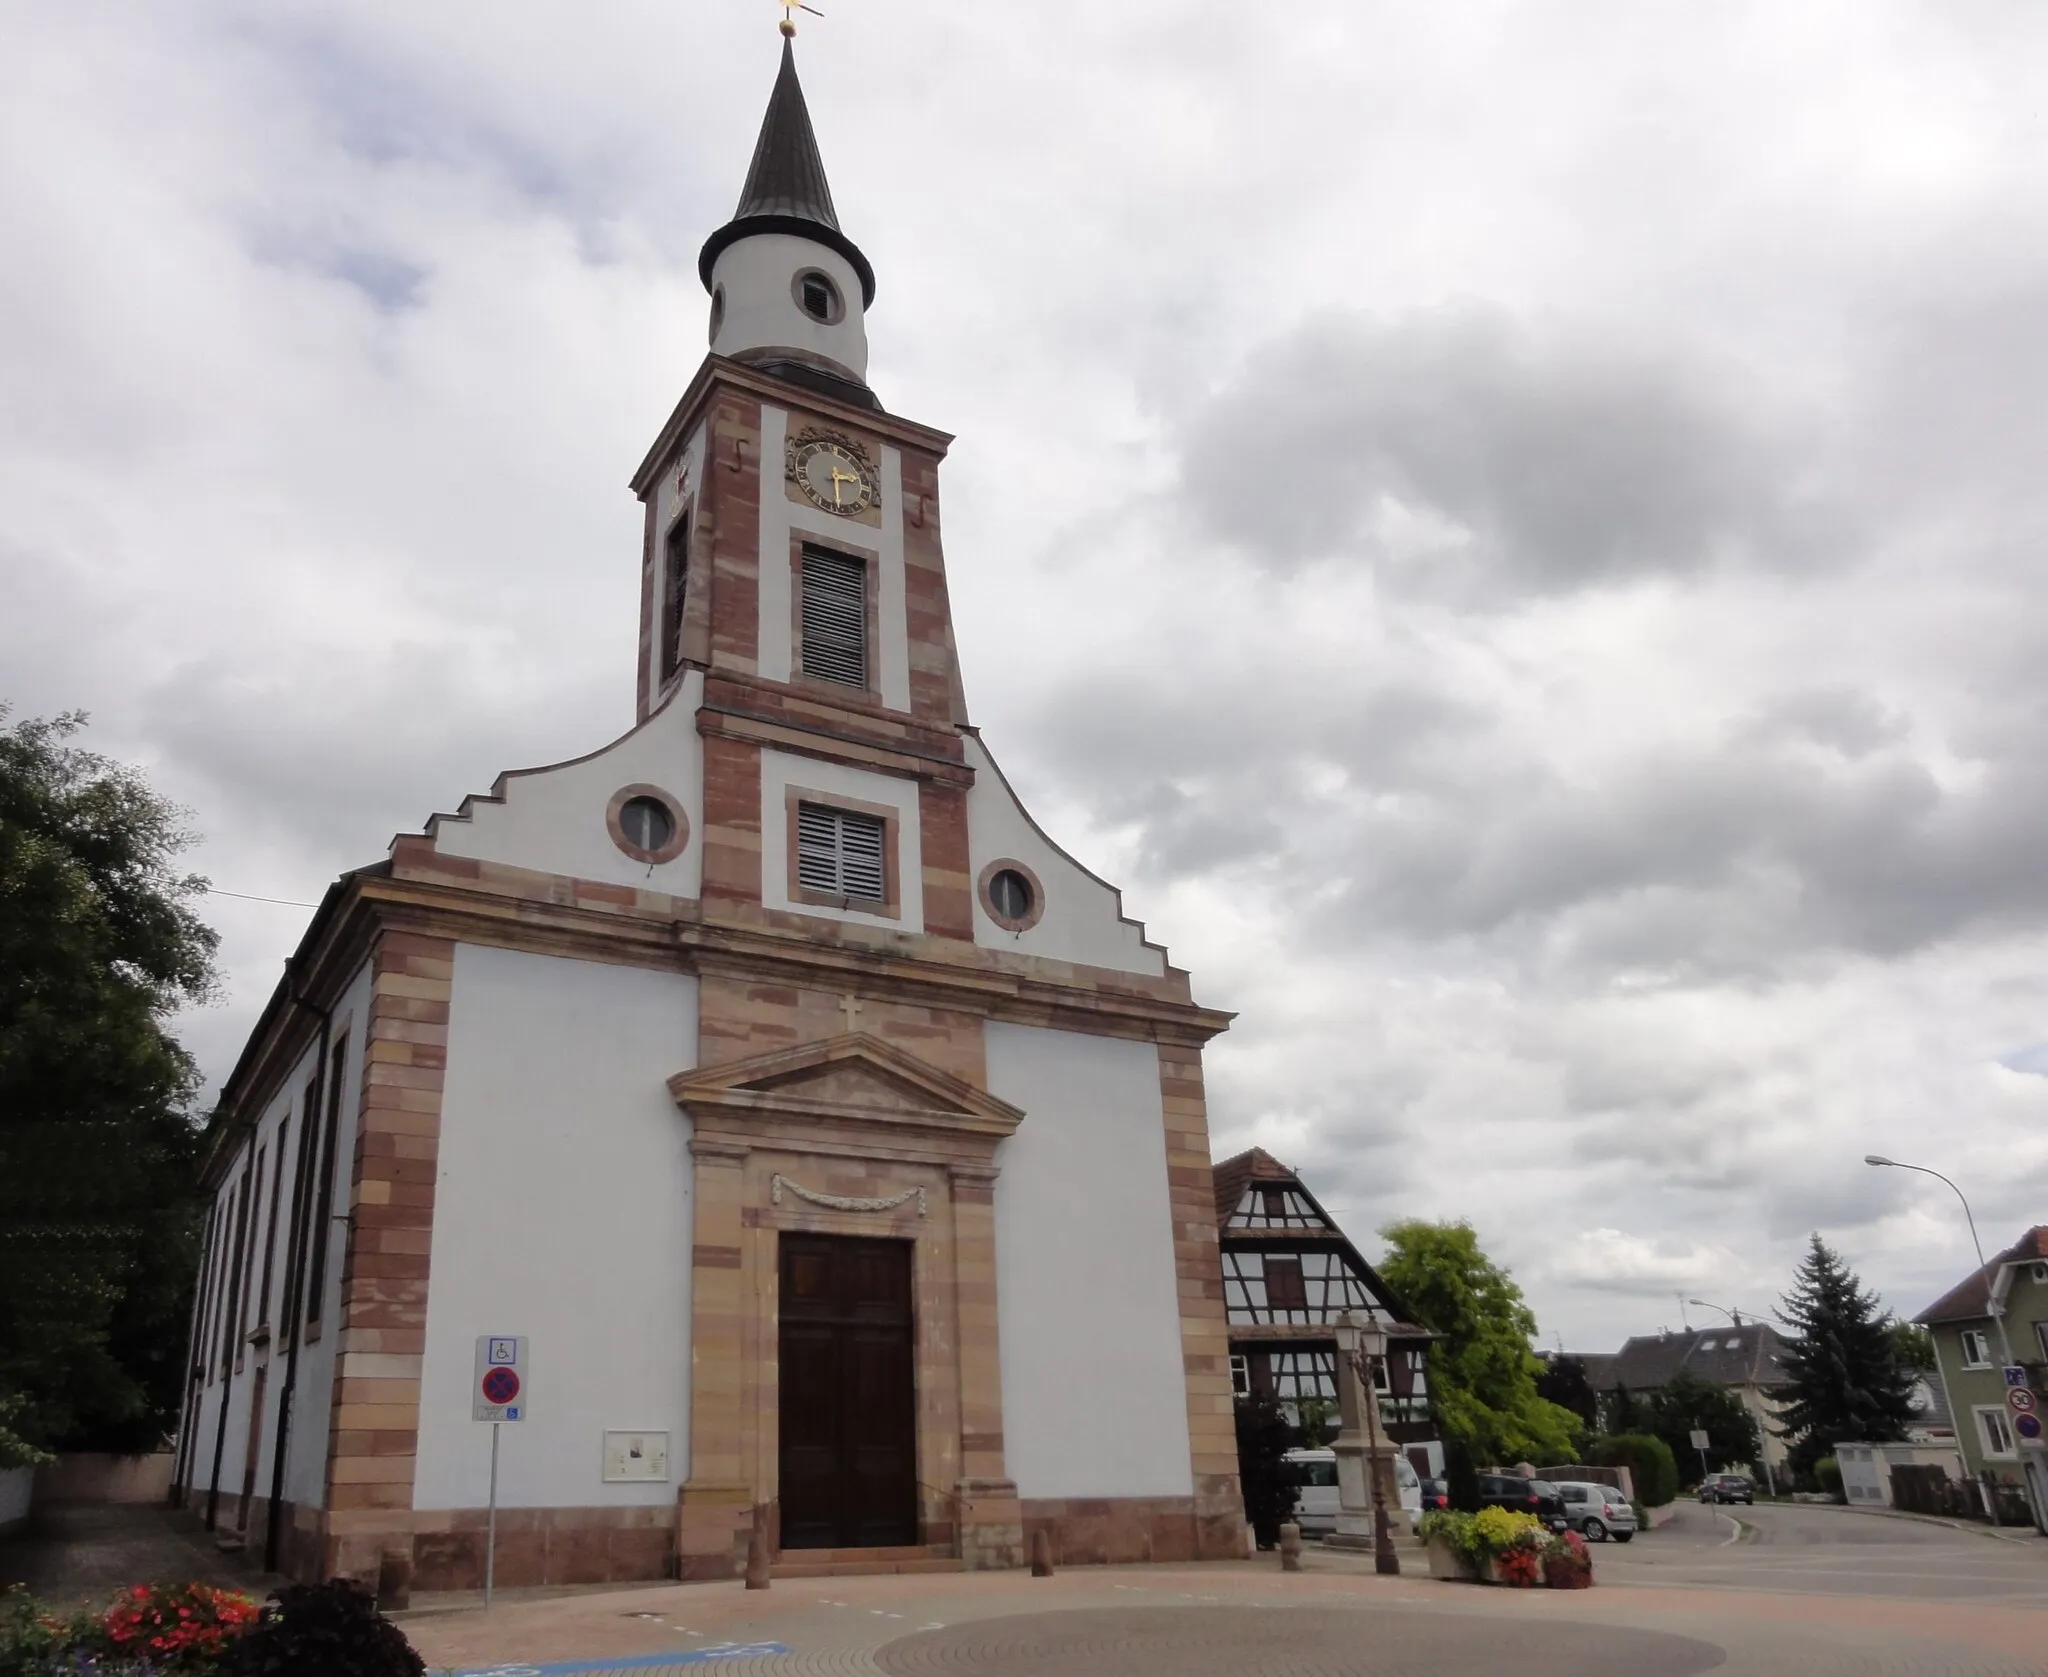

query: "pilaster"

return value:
[677, 1135, 754, 1581]
[1157, 1040, 1251, 1559]
[318, 930, 455, 1584]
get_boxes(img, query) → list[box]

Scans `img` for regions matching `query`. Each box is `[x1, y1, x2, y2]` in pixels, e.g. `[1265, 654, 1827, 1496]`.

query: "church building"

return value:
[174, 32, 1247, 1591]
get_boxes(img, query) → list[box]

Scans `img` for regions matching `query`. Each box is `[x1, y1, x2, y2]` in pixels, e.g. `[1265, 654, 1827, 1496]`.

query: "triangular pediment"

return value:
[667, 1031, 1024, 1140]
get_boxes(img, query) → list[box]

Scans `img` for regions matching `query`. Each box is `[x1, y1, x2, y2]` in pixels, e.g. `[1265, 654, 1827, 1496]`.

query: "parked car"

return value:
[1554, 1480, 1638, 1542]
[1698, 1473, 1755, 1505]
[1418, 1475, 1450, 1514]
[1284, 1448, 1424, 1536]
[1476, 1472, 1569, 1531]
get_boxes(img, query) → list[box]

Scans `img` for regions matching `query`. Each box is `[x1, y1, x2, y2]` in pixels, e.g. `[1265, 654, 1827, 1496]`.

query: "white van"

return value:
[1284, 1447, 1423, 1536]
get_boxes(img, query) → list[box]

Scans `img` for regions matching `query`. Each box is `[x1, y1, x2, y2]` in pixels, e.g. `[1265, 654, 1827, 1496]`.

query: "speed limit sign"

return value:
[2008, 1385, 2037, 1416]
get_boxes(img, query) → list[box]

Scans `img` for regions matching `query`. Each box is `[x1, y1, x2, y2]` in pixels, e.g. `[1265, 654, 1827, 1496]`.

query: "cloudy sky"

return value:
[7, 0, 2047, 1349]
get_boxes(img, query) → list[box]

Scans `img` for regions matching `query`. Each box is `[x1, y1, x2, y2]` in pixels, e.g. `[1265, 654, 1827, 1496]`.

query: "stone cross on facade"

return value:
[838, 994, 862, 1031]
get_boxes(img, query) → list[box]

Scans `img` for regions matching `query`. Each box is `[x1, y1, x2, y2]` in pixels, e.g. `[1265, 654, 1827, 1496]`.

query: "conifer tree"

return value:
[1775, 1234, 1916, 1475]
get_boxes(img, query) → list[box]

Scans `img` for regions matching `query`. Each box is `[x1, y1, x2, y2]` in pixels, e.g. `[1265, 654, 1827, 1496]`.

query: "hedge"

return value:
[1591, 1433, 1678, 1507]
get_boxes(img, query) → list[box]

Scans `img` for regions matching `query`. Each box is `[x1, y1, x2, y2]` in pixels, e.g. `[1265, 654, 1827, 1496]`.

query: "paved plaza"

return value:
[395, 1503, 2048, 1677]
[10, 1500, 2043, 1675]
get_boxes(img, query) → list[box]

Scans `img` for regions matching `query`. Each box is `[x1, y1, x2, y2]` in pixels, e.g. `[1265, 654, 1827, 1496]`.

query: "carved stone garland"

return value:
[770, 1173, 927, 1218]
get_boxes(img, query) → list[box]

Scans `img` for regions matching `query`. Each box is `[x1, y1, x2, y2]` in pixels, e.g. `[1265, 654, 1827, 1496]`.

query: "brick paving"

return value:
[400, 1543, 2048, 1677]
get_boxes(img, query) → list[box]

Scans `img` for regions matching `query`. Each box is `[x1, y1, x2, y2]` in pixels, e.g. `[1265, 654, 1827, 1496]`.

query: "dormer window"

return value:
[796, 270, 841, 323]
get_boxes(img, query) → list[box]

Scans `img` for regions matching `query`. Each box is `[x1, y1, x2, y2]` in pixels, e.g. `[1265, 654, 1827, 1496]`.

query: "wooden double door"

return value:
[777, 1233, 918, 1550]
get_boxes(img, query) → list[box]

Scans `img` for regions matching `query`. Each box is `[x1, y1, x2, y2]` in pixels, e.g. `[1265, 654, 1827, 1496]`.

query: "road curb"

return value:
[1786, 1500, 2046, 1548]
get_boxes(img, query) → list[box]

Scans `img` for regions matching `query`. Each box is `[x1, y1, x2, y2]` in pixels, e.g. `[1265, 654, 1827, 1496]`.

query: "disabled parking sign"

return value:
[474, 1336, 529, 1422]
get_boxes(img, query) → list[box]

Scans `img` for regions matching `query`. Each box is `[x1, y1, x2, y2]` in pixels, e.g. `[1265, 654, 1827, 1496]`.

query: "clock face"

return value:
[792, 437, 878, 516]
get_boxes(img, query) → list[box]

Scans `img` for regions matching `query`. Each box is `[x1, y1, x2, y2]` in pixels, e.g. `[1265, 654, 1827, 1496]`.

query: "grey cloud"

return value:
[1744, 688, 1908, 758]
[1176, 305, 1826, 598]
[144, 643, 617, 871]
[1034, 648, 2048, 974]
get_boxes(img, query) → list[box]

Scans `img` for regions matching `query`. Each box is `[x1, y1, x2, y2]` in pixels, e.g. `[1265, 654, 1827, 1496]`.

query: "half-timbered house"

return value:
[1213, 1149, 1442, 1476]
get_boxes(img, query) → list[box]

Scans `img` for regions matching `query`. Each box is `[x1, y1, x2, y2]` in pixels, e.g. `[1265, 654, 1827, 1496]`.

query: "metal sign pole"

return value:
[485, 1420, 500, 1610]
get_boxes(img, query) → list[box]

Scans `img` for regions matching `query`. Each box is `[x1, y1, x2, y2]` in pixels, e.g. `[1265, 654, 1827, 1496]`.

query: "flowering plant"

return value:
[99, 1584, 259, 1672]
[1493, 1542, 1543, 1586]
[1542, 1528, 1594, 1589]
[1469, 1506, 1544, 1556]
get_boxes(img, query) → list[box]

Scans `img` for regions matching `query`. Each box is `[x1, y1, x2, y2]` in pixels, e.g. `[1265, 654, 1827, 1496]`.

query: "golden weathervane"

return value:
[778, 0, 825, 35]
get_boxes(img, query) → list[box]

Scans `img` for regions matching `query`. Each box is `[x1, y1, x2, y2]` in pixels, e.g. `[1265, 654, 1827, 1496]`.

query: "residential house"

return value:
[1913, 1226, 2048, 1530]
[1212, 1149, 1442, 1475]
[1590, 1323, 1795, 1482]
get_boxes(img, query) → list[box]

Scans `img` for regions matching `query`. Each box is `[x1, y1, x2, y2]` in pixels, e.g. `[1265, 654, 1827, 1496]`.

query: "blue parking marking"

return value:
[450, 1645, 789, 1676]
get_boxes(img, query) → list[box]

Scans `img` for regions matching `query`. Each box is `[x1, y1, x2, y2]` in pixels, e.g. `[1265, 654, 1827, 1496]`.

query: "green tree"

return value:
[1378, 1220, 1581, 1469]
[1888, 1321, 1936, 1373]
[1775, 1234, 1916, 1475]
[1535, 1353, 1601, 1432]
[0, 710, 218, 1451]
[1641, 1369, 1763, 1481]
[1605, 1382, 1643, 1435]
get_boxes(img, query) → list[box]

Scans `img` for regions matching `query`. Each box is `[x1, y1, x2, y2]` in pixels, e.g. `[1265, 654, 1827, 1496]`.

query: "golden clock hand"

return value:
[828, 465, 860, 506]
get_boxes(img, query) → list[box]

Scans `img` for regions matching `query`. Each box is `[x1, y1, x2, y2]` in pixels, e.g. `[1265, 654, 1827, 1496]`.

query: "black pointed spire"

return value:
[699, 38, 875, 305]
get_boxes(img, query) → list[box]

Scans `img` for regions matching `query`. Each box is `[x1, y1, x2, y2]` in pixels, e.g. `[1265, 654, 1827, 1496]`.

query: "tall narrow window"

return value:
[241, 1148, 266, 1346]
[257, 1121, 289, 1330]
[660, 516, 689, 681]
[193, 1206, 223, 1386]
[218, 1172, 252, 1378]
[304, 1036, 349, 1331]
[796, 802, 886, 901]
[799, 545, 867, 688]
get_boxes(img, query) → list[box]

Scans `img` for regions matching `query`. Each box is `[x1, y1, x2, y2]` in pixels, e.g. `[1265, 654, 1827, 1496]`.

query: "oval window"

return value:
[709, 284, 726, 344]
[988, 867, 1033, 921]
[796, 269, 840, 323]
[618, 795, 675, 855]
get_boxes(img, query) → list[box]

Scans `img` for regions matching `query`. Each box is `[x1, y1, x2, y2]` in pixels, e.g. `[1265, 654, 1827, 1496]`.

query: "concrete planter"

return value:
[1479, 1552, 1542, 1587]
[0, 1465, 33, 1537]
[1425, 1537, 1478, 1581]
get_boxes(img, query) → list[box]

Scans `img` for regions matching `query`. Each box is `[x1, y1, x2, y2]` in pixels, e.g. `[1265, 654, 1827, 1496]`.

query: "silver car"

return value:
[1554, 1480, 1637, 1542]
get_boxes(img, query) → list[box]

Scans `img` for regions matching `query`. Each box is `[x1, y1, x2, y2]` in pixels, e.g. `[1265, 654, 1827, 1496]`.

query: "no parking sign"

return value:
[474, 1336, 529, 1422]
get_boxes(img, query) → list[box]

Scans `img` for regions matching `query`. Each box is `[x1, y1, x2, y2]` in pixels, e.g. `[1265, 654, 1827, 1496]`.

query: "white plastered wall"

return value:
[986, 1022, 1194, 1499]
[756, 403, 911, 712]
[708, 233, 869, 379]
[429, 671, 705, 900]
[413, 945, 697, 1510]
[285, 958, 375, 1506]
[965, 736, 1165, 977]
[185, 953, 374, 1514]
[758, 747, 924, 933]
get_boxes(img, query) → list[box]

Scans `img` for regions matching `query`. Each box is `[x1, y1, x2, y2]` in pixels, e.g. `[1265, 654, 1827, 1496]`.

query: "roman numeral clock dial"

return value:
[789, 434, 879, 516]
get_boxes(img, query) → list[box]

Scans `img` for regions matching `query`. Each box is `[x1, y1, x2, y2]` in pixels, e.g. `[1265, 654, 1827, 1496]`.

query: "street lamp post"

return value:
[1687, 1298, 1778, 1499]
[1864, 1155, 2045, 1534]
[1332, 1310, 1401, 1576]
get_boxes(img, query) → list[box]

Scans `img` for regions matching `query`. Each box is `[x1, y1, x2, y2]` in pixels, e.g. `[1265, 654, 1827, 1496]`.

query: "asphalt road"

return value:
[1595, 1497, 2048, 1603]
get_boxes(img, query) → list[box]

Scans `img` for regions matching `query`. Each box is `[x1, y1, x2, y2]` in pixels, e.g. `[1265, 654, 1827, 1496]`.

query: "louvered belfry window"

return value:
[799, 545, 868, 687]
[796, 802, 887, 901]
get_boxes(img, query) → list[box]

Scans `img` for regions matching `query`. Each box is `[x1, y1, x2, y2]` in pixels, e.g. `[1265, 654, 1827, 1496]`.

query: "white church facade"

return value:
[174, 34, 1247, 1591]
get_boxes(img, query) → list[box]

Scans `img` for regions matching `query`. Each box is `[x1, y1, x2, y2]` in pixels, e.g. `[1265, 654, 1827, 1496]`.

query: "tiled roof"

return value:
[1913, 1227, 2048, 1326]
[1591, 1323, 1795, 1392]
[1211, 1146, 1295, 1228]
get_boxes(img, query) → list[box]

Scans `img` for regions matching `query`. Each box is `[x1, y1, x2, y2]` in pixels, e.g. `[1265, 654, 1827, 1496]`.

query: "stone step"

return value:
[787, 1544, 954, 1564]
[772, 1552, 965, 1579]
